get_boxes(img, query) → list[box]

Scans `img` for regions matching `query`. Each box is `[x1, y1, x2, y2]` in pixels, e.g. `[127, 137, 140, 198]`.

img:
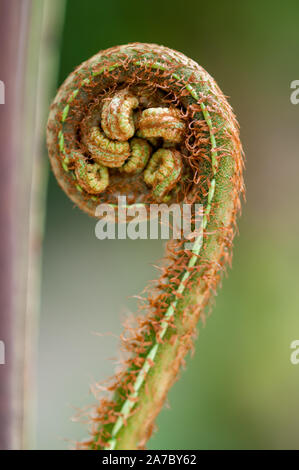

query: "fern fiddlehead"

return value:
[47, 43, 244, 450]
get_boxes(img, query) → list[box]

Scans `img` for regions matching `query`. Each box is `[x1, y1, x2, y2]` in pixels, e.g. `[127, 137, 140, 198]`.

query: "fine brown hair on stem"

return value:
[47, 43, 244, 450]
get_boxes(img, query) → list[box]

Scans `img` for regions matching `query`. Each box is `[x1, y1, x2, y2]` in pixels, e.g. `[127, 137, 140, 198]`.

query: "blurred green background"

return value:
[37, 0, 299, 449]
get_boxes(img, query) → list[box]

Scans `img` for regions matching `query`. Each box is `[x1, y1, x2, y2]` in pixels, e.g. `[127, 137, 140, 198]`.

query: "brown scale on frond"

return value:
[47, 43, 244, 450]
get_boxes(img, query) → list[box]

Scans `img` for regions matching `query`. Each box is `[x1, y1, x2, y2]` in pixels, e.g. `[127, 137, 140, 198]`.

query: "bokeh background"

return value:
[37, 0, 299, 449]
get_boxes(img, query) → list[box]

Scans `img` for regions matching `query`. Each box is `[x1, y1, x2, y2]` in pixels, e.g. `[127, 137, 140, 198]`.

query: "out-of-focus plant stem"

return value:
[0, 0, 65, 449]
